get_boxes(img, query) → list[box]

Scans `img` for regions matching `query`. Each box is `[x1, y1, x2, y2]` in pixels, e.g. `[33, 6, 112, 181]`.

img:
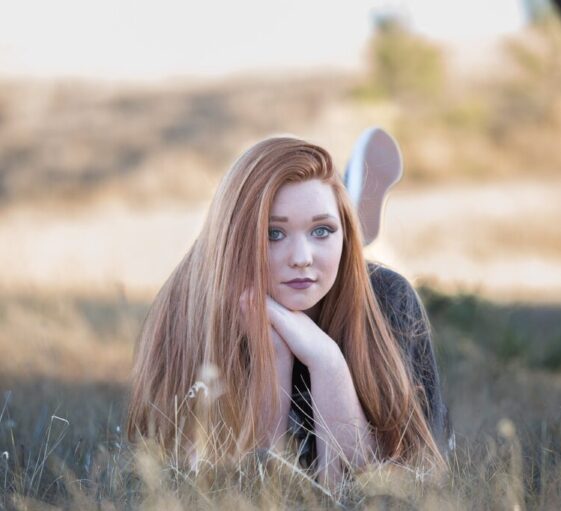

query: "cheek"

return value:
[323, 236, 344, 273]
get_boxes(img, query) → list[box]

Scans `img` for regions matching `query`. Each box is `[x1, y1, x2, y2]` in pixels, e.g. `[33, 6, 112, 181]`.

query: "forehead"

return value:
[270, 179, 339, 216]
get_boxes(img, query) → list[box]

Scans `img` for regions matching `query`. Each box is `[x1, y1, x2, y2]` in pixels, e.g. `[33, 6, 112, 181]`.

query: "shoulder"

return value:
[366, 262, 437, 410]
[367, 261, 415, 301]
[366, 262, 429, 346]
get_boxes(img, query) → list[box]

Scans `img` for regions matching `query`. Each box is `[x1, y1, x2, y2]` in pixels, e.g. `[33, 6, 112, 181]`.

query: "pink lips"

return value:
[283, 278, 315, 290]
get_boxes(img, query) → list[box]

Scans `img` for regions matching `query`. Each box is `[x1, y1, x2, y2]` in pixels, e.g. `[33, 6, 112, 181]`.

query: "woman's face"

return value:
[267, 179, 344, 316]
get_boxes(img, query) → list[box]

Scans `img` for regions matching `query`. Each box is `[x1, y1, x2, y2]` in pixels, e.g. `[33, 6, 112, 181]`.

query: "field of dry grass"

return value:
[1, 284, 561, 509]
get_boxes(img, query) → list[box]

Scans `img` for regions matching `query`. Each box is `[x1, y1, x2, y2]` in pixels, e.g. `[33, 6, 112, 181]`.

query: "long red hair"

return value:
[127, 136, 445, 467]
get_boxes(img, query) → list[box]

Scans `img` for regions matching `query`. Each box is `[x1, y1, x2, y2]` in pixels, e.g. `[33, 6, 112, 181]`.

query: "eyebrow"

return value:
[269, 214, 338, 222]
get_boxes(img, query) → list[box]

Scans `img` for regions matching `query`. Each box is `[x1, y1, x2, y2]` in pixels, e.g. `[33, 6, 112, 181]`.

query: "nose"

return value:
[288, 235, 313, 268]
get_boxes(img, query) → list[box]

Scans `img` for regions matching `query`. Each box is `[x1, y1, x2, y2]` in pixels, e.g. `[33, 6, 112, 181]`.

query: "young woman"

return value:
[127, 136, 450, 483]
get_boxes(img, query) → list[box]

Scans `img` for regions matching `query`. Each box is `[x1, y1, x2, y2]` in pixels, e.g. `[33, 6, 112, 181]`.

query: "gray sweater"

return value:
[288, 262, 452, 467]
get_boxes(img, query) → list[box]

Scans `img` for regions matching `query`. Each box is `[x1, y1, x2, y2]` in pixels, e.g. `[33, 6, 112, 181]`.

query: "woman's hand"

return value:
[239, 289, 341, 369]
[265, 295, 342, 370]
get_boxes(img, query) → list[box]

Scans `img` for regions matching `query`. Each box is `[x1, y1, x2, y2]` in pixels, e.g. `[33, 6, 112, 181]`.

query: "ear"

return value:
[343, 127, 403, 246]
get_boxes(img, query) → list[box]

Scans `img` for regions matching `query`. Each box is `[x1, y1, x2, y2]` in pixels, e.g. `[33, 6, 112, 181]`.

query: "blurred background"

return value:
[1, 0, 561, 506]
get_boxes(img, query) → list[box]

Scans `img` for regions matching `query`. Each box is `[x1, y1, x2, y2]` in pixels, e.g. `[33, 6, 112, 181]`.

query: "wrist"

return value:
[307, 338, 345, 374]
[275, 343, 293, 362]
[275, 350, 294, 381]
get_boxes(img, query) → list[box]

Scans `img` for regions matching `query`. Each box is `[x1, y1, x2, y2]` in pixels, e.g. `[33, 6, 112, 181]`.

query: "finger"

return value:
[239, 288, 256, 314]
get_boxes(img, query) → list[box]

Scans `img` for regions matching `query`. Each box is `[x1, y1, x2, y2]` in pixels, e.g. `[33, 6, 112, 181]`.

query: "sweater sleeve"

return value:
[367, 262, 452, 458]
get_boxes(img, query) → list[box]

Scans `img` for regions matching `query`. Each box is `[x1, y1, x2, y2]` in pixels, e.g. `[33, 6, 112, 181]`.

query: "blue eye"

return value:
[268, 229, 285, 241]
[312, 226, 333, 238]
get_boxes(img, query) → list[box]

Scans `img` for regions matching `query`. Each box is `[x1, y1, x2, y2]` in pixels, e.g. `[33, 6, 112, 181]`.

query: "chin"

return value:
[279, 294, 318, 312]
[284, 303, 309, 312]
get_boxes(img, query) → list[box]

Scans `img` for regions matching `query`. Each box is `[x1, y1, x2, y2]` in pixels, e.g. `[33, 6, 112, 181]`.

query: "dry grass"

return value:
[1, 287, 561, 509]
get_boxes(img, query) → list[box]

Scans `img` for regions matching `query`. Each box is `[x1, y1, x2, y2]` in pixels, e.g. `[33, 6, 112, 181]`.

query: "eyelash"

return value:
[268, 226, 335, 242]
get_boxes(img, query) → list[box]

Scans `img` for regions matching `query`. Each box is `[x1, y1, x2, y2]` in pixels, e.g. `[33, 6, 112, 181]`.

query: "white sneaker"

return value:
[343, 127, 403, 246]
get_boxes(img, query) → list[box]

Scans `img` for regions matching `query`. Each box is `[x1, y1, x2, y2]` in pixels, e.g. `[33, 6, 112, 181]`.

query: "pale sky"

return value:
[0, 0, 527, 80]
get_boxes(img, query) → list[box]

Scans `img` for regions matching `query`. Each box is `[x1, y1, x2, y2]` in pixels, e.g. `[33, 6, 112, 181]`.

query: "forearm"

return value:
[262, 298, 377, 478]
[309, 345, 376, 483]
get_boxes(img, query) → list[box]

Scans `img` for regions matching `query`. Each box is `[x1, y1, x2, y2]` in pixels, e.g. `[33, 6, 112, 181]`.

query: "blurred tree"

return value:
[486, 13, 561, 172]
[365, 17, 445, 103]
[522, 0, 560, 21]
[495, 15, 561, 130]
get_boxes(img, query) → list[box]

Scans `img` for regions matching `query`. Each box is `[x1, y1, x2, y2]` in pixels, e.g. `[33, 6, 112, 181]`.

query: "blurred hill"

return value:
[0, 17, 560, 212]
[0, 74, 358, 210]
